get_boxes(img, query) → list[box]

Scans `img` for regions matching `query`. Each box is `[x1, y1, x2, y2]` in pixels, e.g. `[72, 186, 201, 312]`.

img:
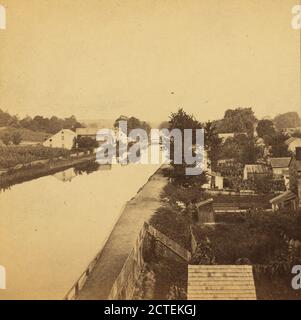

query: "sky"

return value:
[0, 0, 300, 123]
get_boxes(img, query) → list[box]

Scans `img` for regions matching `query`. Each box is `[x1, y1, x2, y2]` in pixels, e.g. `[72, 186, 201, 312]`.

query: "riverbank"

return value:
[70, 166, 168, 300]
[0, 154, 95, 190]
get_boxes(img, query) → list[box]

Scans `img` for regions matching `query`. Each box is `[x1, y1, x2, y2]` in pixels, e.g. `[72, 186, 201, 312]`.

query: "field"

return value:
[0, 126, 49, 143]
[0, 145, 71, 169]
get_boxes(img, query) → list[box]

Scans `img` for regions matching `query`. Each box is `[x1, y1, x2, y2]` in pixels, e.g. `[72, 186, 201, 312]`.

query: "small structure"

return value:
[270, 157, 291, 176]
[187, 265, 256, 300]
[195, 198, 215, 224]
[269, 190, 298, 211]
[270, 147, 301, 210]
[285, 137, 301, 154]
[243, 164, 270, 180]
[43, 129, 76, 150]
[269, 157, 291, 188]
[210, 172, 224, 189]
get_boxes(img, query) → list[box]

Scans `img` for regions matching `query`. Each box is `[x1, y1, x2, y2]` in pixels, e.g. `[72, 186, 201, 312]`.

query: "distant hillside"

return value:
[80, 119, 114, 129]
[0, 127, 50, 143]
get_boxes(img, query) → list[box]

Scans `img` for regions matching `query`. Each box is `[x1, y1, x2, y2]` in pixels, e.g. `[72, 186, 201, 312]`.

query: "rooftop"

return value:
[244, 164, 269, 174]
[187, 265, 256, 300]
[269, 157, 291, 168]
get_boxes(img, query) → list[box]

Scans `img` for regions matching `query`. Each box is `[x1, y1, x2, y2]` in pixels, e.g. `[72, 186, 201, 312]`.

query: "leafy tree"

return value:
[256, 119, 276, 141]
[218, 107, 257, 134]
[203, 121, 222, 167]
[1, 109, 84, 134]
[2, 133, 11, 145]
[220, 134, 262, 165]
[167, 108, 207, 187]
[11, 132, 22, 145]
[73, 136, 98, 151]
[158, 121, 169, 129]
[274, 112, 301, 130]
[0, 109, 18, 127]
[269, 132, 290, 157]
[114, 115, 151, 135]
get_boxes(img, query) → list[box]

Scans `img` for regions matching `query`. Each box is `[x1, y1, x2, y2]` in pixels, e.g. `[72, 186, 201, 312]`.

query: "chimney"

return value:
[296, 147, 301, 161]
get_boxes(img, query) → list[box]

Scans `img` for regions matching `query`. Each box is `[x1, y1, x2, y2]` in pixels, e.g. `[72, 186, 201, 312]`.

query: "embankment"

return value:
[0, 154, 95, 189]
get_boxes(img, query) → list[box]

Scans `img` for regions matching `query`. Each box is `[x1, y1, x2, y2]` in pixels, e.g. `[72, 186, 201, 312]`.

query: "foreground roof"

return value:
[187, 265, 256, 300]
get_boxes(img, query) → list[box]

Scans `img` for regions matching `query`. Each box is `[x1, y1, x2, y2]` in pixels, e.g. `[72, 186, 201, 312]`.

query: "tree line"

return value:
[0, 109, 84, 134]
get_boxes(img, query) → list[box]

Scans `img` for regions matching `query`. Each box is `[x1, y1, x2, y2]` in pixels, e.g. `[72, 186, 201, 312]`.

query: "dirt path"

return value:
[77, 167, 168, 300]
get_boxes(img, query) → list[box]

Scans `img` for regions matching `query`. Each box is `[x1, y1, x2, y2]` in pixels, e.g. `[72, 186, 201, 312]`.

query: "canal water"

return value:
[0, 161, 160, 299]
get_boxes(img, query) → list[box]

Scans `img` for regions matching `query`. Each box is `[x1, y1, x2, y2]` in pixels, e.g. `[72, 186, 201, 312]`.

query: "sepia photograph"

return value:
[0, 0, 301, 304]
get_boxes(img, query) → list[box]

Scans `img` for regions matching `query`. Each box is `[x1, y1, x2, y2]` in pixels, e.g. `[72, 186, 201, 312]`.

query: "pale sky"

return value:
[0, 0, 300, 122]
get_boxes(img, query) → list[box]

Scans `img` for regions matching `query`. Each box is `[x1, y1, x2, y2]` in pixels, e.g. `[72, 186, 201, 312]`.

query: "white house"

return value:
[285, 137, 301, 153]
[43, 129, 76, 150]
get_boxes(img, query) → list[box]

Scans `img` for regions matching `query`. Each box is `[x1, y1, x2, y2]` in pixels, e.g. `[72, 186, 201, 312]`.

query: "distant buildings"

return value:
[76, 127, 101, 140]
[43, 129, 76, 150]
[270, 147, 301, 211]
[243, 164, 270, 181]
[285, 137, 301, 153]
[282, 127, 301, 136]
[269, 157, 291, 188]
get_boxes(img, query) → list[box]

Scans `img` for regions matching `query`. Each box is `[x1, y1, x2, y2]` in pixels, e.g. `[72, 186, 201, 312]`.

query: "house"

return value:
[285, 137, 301, 153]
[270, 190, 298, 211]
[43, 129, 76, 150]
[269, 157, 291, 188]
[76, 127, 99, 139]
[282, 127, 301, 136]
[243, 164, 270, 180]
[270, 147, 301, 210]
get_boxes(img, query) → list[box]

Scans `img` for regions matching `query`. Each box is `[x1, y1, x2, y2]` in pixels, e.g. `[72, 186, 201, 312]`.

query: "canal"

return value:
[0, 161, 160, 299]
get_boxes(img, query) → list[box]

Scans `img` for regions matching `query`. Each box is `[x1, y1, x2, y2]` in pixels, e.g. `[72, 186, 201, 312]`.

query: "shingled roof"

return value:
[270, 157, 291, 168]
[187, 265, 256, 300]
[244, 164, 269, 174]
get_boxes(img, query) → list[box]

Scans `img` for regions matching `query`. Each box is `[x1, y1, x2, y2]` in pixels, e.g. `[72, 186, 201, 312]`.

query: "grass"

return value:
[0, 145, 71, 169]
[149, 207, 191, 250]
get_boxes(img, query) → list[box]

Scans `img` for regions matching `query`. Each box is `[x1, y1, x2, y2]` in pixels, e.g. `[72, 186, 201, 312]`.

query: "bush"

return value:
[192, 210, 301, 265]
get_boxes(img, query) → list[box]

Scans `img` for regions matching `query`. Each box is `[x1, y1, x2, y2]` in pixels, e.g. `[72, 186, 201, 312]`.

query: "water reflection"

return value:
[0, 159, 160, 299]
[53, 162, 112, 183]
